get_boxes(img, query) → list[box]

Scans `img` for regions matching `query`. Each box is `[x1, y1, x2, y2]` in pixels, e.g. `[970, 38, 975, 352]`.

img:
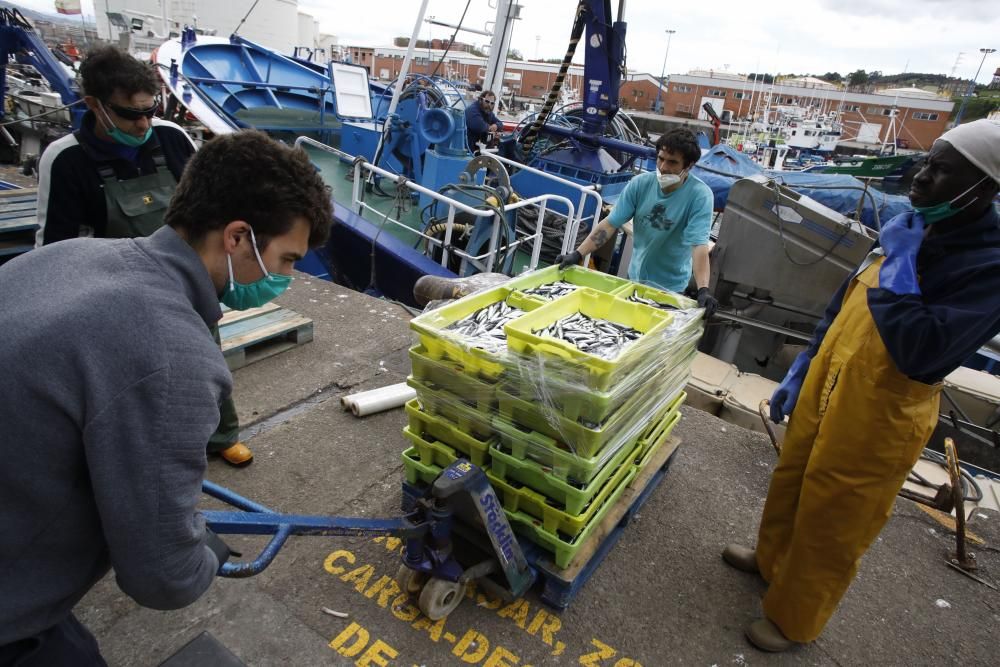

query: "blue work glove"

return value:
[769, 352, 812, 423]
[878, 211, 925, 296]
[555, 250, 582, 270]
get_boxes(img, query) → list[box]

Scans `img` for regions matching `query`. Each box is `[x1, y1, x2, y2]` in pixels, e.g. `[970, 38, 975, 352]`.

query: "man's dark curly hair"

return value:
[165, 131, 334, 248]
[79, 46, 159, 101]
[655, 128, 702, 168]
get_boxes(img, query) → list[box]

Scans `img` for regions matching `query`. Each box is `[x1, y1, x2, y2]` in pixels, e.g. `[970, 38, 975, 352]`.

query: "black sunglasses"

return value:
[104, 99, 159, 121]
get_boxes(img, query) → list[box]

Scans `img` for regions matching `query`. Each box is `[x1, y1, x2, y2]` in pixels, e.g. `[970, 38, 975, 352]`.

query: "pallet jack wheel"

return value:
[395, 564, 427, 596]
[418, 577, 466, 620]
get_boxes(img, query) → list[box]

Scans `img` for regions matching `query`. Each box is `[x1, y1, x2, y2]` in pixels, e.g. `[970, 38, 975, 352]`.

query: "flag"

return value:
[55, 0, 82, 15]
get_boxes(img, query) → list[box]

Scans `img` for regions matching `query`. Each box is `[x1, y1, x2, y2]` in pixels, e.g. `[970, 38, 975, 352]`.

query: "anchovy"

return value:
[446, 300, 525, 350]
[521, 281, 580, 300]
[531, 311, 642, 359]
[627, 290, 678, 311]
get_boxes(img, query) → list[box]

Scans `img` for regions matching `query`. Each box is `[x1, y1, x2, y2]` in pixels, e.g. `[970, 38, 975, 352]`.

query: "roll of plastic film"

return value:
[342, 383, 417, 417]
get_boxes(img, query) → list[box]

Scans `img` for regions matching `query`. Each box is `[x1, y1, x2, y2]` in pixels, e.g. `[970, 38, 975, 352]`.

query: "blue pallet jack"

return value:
[201, 459, 535, 620]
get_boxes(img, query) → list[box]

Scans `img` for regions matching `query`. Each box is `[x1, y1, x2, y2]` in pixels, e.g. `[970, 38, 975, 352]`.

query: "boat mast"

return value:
[482, 0, 519, 98]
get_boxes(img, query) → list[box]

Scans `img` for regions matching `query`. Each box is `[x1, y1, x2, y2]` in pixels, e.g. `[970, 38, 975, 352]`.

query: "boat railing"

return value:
[294, 136, 355, 162]
[351, 158, 574, 276]
[487, 153, 603, 256]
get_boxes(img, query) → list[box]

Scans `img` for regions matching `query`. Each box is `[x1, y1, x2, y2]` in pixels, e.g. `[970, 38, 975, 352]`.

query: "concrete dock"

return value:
[78, 276, 1000, 666]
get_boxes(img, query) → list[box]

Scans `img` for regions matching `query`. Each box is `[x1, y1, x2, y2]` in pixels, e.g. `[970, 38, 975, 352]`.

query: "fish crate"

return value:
[489, 386, 680, 486]
[613, 282, 698, 311]
[401, 441, 639, 568]
[406, 376, 495, 440]
[488, 428, 645, 515]
[404, 400, 494, 468]
[496, 380, 687, 459]
[402, 425, 494, 471]
[505, 462, 639, 569]
[634, 411, 682, 472]
[401, 447, 445, 486]
[504, 288, 674, 392]
[487, 442, 639, 539]
[409, 287, 541, 380]
[408, 345, 498, 412]
[635, 394, 685, 460]
[505, 265, 634, 303]
[502, 335, 696, 424]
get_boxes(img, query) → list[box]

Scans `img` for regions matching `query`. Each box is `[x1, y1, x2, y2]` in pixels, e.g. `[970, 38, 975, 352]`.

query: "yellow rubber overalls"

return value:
[756, 254, 941, 643]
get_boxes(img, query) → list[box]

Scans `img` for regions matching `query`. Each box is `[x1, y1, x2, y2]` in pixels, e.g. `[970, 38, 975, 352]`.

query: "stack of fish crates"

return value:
[403, 266, 702, 569]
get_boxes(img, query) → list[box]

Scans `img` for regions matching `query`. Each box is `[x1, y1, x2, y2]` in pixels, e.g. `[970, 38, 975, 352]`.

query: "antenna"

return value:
[946, 52, 965, 95]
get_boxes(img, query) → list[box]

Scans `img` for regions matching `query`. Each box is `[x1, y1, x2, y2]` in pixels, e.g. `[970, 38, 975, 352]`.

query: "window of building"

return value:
[734, 92, 745, 99]
[708, 89, 727, 97]
[635, 90, 644, 97]
[841, 104, 860, 112]
[532, 84, 544, 91]
[676, 103, 692, 114]
[673, 84, 692, 93]
[867, 106, 882, 114]
[912, 112, 939, 121]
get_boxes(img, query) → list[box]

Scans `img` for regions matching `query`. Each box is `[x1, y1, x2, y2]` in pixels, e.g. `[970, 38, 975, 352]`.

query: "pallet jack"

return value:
[201, 459, 535, 620]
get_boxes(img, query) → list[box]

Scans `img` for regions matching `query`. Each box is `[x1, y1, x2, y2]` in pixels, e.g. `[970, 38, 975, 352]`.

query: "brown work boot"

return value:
[218, 442, 253, 467]
[746, 618, 797, 652]
[722, 543, 759, 574]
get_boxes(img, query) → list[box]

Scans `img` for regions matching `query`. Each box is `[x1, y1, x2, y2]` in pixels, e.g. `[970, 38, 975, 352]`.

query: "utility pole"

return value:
[652, 29, 675, 114]
[954, 47, 996, 126]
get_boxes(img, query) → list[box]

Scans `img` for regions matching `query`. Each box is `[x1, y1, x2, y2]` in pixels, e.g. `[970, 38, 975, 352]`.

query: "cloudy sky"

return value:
[15, 0, 1000, 82]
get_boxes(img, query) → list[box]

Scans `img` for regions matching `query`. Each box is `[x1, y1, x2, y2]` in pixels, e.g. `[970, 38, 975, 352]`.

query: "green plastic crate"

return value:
[488, 430, 642, 515]
[613, 282, 698, 311]
[496, 382, 683, 459]
[406, 376, 494, 440]
[404, 400, 494, 468]
[634, 410, 682, 472]
[408, 287, 540, 380]
[635, 393, 685, 460]
[501, 339, 697, 425]
[401, 447, 444, 486]
[490, 387, 681, 485]
[402, 426, 492, 472]
[504, 288, 673, 392]
[408, 345, 497, 412]
[401, 442, 638, 567]
[487, 441, 639, 538]
[505, 463, 638, 569]
[505, 265, 634, 303]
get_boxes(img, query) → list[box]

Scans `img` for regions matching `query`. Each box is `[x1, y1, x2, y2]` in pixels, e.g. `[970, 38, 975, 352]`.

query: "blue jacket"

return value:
[465, 101, 501, 149]
[804, 205, 1000, 383]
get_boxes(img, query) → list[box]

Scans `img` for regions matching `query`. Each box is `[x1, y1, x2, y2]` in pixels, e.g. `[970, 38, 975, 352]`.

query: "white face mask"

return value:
[658, 170, 685, 190]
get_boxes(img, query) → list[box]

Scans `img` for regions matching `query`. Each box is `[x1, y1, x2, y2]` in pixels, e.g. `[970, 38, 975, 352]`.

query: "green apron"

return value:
[98, 153, 176, 239]
[98, 152, 241, 450]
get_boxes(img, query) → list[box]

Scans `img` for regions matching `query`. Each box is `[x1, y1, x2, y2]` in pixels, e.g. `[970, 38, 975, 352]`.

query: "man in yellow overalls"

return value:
[722, 119, 1000, 652]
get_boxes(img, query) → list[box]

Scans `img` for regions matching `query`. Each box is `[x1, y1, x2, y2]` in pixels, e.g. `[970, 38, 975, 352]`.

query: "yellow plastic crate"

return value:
[505, 265, 634, 302]
[504, 288, 673, 391]
[613, 282, 698, 311]
[408, 287, 540, 380]
[404, 400, 494, 468]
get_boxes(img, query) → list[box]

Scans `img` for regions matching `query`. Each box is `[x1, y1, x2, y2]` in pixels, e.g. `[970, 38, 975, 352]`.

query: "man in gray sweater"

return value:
[0, 131, 334, 665]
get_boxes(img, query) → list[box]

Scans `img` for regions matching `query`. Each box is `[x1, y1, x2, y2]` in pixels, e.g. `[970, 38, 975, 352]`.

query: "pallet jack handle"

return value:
[201, 480, 410, 578]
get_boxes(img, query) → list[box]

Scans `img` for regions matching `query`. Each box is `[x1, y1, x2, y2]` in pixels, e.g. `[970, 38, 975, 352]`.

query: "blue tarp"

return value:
[692, 144, 912, 229]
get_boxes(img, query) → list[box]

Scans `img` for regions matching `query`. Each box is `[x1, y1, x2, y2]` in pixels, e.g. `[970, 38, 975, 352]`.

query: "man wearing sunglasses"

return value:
[465, 90, 502, 151]
[34, 46, 254, 468]
[35, 46, 195, 245]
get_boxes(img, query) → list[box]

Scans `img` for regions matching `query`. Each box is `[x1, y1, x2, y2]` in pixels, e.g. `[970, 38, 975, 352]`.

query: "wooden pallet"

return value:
[400, 435, 682, 610]
[218, 303, 313, 371]
[0, 188, 38, 261]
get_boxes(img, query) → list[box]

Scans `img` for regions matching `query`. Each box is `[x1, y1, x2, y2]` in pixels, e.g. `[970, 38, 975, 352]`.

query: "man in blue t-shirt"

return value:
[557, 128, 718, 316]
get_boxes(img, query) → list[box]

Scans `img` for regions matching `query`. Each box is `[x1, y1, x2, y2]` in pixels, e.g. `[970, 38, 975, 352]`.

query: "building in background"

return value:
[661, 71, 953, 150]
[91, 0, 329, 57]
